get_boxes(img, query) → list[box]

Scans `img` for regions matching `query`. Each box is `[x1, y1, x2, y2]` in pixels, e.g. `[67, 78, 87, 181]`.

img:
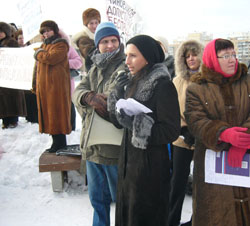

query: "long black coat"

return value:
[0, 36, 27, 119]
[109, 64, 180, 226]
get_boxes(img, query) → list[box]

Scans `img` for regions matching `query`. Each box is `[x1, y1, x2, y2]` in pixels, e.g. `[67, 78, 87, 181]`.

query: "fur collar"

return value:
[44, 35, 68, 46]
[126, 63, 170, 102]
[190, 63, 248, 85]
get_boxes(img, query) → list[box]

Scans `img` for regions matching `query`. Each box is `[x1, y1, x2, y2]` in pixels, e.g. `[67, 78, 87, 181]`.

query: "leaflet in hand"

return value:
[116, 98, 152, 116]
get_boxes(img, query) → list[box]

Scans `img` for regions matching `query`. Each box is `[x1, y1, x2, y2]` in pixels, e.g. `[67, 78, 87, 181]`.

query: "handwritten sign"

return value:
[106, 0, 142, 44]
[17, 0, 42, 43]
[0, 43, 41, 90]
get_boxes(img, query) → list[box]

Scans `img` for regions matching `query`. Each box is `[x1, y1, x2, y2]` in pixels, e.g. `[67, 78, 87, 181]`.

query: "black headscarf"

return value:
[126, 35, 165, 65]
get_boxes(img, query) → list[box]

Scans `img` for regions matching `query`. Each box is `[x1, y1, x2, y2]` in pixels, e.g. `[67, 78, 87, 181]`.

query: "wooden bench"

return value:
[39, 151, 81, 192]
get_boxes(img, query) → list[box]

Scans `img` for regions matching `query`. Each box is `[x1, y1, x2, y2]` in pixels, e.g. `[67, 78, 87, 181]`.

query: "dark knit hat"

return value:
[39, 20, 59, 34]
[0, 22, 12, 38]
[94, 22, 120, 47]
[82, 8, 101, 26]
[126, 35, 165, 64]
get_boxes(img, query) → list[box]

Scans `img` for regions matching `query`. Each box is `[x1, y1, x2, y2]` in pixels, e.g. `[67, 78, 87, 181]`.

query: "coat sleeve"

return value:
[72, 73, 91, 110]
[35, 42, 69, 65]
[149, 80, 181, 144]
[184, 83, 230, 151]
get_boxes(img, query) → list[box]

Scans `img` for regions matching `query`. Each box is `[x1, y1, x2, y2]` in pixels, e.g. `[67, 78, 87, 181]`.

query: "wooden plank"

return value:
[39, 151, 81, 172]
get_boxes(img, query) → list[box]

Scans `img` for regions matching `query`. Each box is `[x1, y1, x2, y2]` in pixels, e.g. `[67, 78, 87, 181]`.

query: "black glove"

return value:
[116, 108, 133, 130]
[181, 126, 195, 146]
[114, 71, 130, 98]
[81, 91, 108, 119]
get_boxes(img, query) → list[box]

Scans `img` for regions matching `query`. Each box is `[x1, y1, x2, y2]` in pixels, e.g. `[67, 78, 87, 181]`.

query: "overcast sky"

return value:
[1, 0, 250, 43]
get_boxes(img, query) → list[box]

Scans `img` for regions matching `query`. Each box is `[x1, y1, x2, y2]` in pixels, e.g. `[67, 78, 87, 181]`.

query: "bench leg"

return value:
[50, 171, 64, 192]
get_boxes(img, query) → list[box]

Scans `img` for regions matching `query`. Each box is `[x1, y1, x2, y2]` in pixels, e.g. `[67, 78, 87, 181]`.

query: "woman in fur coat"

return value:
[108, 35, 180, 226]
[34, 20, 71, 152]
[184, 39, 250, 226]
[168, 40, 204, 226]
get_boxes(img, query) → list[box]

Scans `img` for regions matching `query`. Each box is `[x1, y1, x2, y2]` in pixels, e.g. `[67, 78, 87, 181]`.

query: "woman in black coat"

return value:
[108, 35, 180, 226]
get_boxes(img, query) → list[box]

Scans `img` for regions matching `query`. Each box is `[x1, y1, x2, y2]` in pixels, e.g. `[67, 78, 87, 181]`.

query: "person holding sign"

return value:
[108, 35, 180, 226]
[184, 39, 250, 226]
[72, 22, 126, 226]
[34, 20, 71, 152]
[0, 21, 27, 129]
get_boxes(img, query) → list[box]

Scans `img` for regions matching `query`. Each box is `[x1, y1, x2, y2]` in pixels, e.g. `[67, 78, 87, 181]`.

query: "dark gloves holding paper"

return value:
[81, 91, 109, 119]
[116, 108, 133, 130]
[181, 126, 195, 146]
[114, 71, 130, 98]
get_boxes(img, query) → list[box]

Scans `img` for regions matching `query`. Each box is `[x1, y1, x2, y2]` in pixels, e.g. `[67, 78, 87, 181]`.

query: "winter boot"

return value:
[46, 134, 67, 153]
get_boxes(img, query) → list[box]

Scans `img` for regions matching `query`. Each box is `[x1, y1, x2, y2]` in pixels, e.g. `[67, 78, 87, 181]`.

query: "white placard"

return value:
[17, 0, 42, 43]
[105, 0, 142, 45]
[0, 43, 41, 90]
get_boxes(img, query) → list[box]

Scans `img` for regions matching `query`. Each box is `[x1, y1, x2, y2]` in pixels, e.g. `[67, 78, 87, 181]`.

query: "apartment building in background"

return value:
[169, 32, 250, 67]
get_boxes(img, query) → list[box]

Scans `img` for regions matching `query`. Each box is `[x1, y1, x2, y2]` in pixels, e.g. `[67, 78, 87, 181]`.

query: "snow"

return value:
[0, 112, 192, 226]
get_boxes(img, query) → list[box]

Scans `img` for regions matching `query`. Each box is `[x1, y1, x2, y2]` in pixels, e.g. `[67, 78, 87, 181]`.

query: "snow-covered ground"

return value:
[0, 113, 192, 226]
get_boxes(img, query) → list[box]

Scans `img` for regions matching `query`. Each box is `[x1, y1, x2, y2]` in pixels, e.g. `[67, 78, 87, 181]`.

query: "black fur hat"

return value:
[0, 22, 12, 38]
[39, 20, 59, 35]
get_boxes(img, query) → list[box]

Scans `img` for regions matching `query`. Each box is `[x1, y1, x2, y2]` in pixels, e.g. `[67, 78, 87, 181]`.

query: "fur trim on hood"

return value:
[72, 26, 94, 45]
[175, 40, 204, 80]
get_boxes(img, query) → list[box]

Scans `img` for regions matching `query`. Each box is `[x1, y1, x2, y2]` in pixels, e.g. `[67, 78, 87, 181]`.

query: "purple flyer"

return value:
[215, 151, 250, 177]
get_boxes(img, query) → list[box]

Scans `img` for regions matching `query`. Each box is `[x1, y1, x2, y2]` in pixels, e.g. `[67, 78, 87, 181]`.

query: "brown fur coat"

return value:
[185, 63, 250, 226]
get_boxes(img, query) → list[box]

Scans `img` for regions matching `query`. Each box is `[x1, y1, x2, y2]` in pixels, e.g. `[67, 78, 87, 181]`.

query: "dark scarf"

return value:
[44, 34, 61, 45]
[91, 44, 123, 68]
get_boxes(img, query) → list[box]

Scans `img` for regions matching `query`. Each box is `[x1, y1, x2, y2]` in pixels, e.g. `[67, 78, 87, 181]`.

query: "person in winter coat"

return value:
[72, 8, 101, 73]
[154, 35, 175, 80]
[184, 38, 250, 226]
[13, 28, 38, 124]
[59, 29, 82, 131]
[72, 22, 126, 226]
[108, 34, 180, 226]
[168, 40, 204, 226]
[34, 20, 71, 152]
[0, 21, 27, 129]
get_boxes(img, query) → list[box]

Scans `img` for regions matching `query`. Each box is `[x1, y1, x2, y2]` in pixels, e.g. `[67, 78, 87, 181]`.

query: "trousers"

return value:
[86, 160, 118, 226]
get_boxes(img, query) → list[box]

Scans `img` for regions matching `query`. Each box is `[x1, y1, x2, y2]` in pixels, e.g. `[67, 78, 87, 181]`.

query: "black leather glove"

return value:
[114, 71, 130, 98]
[81, 91, 108, 119]
[181, 126, 195, 146]
[116, 108, 133, 130]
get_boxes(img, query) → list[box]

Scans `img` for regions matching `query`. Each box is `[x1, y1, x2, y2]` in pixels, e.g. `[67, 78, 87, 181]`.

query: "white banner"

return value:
[106, 0, 142, 44]
[17, 0, 43, 44]
[0, 43, 41, 90]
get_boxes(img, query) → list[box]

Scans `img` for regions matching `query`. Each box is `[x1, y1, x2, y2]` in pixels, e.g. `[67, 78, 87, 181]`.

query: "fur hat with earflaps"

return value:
[0, 22, 12, 38]
[82, 8, 101, 26]
[39, 20, 59, 35]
